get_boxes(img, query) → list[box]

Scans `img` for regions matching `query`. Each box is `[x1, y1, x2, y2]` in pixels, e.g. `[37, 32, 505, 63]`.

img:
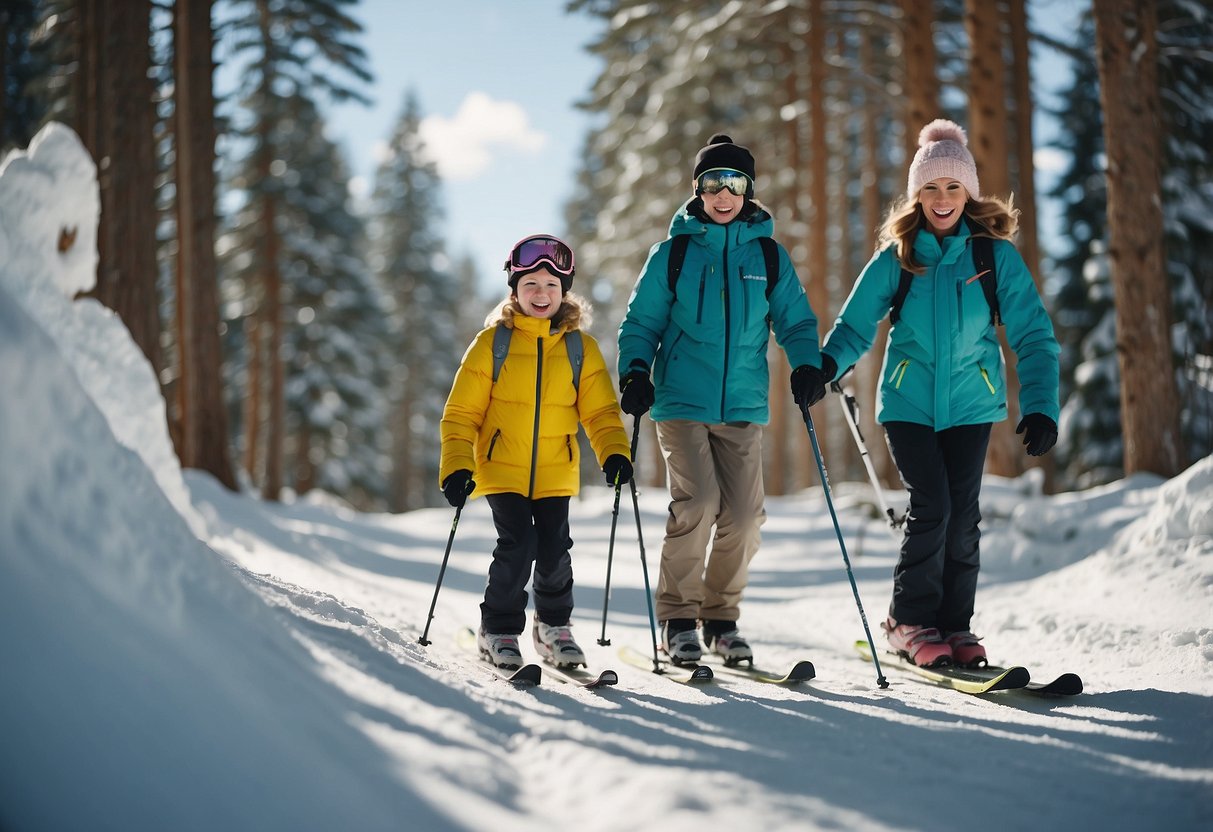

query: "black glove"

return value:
[441, 469, 475, 508]
[602, 454, 633, 486]
[790, 354, 836, 410]
[1016, 413, 1058, 457]
[619, 370, 655, 417]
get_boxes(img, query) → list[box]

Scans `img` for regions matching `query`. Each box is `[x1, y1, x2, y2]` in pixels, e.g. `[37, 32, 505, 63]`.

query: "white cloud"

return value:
[418, 92, 548, 181]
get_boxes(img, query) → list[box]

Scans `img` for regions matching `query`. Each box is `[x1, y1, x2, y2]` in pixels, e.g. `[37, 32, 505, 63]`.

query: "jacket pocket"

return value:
[486, 428, 502, 460]
[566, 434, 574, 462]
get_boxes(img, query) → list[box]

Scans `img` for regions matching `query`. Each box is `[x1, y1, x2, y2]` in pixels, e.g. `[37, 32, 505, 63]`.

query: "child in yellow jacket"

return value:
[439, 235, 631, 670]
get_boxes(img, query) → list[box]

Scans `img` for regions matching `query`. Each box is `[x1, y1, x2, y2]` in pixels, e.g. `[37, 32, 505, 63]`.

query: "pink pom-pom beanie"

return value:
[907, 119, 980, 199]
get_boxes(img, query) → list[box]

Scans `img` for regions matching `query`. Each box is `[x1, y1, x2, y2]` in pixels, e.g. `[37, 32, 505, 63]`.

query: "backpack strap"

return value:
[491, 322, 512, 383]
[666, 234, 692, 299]
[970, 235, 1001, 326]
[758, 236, 780, 300]
[889, 268, 913, 325]
[565, 330, 583, 392]
[492, 321, 583, 392]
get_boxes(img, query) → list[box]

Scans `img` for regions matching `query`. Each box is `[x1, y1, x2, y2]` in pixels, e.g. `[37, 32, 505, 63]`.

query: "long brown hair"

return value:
[877, 194, 1020, 275]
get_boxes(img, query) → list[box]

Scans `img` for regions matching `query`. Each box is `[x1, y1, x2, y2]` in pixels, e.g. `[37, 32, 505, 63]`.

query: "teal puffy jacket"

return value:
[618, 202, 821, 425]
[822, 224, 1059, 430]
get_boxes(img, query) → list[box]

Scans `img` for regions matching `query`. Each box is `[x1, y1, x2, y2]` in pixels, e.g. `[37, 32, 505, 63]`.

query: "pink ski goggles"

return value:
[505, 234, 576, 278]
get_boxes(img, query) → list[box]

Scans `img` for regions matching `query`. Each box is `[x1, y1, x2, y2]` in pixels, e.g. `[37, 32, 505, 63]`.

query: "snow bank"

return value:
[0, 123, 200, 534]
[0, 279, 435, 830]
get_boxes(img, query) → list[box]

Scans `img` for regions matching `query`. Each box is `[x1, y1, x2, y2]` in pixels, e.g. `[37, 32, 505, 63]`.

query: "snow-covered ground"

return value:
[3, 124, 1211, 832]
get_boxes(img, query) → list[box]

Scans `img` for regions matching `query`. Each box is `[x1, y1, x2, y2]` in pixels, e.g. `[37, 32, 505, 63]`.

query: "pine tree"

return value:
[1044, 13, 1115, 487]
[1094, 0, 1183, 478]
[368, 91, 462, 511]
[170, 0, 237, 491]
[217, 0, 371, 500]
[281, 95, 393, 507]
[1156, 0, 1213, 464]
[1054, 2, 1211, 484]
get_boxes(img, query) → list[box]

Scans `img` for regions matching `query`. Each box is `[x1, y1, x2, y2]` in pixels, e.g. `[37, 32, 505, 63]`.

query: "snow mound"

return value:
[0, 122, 200, 534]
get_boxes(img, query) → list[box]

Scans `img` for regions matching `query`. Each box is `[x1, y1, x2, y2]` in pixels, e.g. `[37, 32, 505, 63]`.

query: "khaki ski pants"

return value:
[654, 420, 766, 623]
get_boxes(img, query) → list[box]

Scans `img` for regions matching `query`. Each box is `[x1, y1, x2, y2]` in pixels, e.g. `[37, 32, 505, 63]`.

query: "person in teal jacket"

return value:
[617, 134, 825, 666]
[800, 119, 1060, 669]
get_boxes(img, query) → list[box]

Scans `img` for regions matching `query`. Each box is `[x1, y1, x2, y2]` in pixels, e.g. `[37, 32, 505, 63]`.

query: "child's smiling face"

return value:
[513, 267, 564, 319]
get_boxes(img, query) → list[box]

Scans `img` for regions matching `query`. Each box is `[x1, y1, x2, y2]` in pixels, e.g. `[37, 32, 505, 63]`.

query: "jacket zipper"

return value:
[889, 359, 910, 389]
[740, 265, 749, 322]
[979, 367, 996, 395]
[696, 270, 706, 323]
[487, 429, 501, 459]
[720, 237, 731, 419]
[529, 338, 543, 498]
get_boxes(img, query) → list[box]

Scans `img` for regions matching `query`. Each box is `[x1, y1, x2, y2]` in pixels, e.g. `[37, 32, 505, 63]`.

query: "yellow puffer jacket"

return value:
[440, 305, 630, 500]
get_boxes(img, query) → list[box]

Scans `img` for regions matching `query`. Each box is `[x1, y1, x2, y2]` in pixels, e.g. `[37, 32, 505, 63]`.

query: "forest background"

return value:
[1, 0, 1209, 514]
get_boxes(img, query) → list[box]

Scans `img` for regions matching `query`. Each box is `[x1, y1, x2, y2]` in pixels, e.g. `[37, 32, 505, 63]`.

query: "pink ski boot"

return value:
[883, 619, 953, 667]
[945, 631, 987, 667]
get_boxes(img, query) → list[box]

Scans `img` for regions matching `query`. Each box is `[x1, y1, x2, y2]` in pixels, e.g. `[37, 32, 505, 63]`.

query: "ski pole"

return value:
[800, 402, 889, 688]
[597, 426, 634, 646]
[626, 417, 663, 672]
[831, 379, 905, 533]
[418, 481, 473, 646]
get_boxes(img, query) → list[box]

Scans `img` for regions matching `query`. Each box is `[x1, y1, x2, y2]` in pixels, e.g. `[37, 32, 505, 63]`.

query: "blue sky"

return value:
[321, 0, 600, 297]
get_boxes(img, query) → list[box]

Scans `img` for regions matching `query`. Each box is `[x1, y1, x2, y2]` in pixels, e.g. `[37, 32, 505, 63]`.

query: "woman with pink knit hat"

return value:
[801, 119, 1060, 668]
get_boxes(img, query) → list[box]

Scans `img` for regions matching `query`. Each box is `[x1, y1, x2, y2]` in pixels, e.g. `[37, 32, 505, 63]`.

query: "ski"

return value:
[854, 639, 1028, 694]
[1025, 672, 1084, 697]
[456, 627, 542, 687]
[854, 640, 1083, 697]
[618, 645, 714, 684]
[708, 657, 816, 686]
[543, 663, 620, 689]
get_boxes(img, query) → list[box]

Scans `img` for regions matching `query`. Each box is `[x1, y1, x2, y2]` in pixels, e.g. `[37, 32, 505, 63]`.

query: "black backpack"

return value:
[889, 221, 1001, 326]
[666, 234, 782, 301]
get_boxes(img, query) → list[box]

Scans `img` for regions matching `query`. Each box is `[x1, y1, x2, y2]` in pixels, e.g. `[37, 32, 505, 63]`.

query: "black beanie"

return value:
[693, 134, 756, 181]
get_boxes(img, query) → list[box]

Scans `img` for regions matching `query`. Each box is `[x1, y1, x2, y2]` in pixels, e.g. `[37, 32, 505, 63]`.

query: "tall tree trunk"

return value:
[803, 0, 830, 487]
[859, 30, 897, 489]
[767, 39, 804, 497]
[1092, 0, 1184, 477]
[965, 0, 1020, 478]
[173, 0, 236, 490]
[243, 313, 263, 480]
[90, 1, 162, 378]
[901, 0, 939, 163]
[893, 0, 940, 489]
[389, 395, 414, 512]
[75, 0, 103, 164]
[261, 196, 285, 500]
[1007, 0, 1055, 491]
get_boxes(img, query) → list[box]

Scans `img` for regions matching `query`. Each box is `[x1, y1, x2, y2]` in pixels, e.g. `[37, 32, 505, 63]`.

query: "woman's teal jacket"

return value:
[822, 224, 1059, 430]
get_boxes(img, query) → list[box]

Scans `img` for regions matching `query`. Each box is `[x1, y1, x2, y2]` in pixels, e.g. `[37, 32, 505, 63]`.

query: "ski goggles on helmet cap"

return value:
[505, 235, 576, 278]
[696, 168, 751, 197]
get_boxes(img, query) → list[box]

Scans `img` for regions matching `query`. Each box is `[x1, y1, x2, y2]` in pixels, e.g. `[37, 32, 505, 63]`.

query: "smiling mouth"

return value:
[932, 207, 956, 218]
